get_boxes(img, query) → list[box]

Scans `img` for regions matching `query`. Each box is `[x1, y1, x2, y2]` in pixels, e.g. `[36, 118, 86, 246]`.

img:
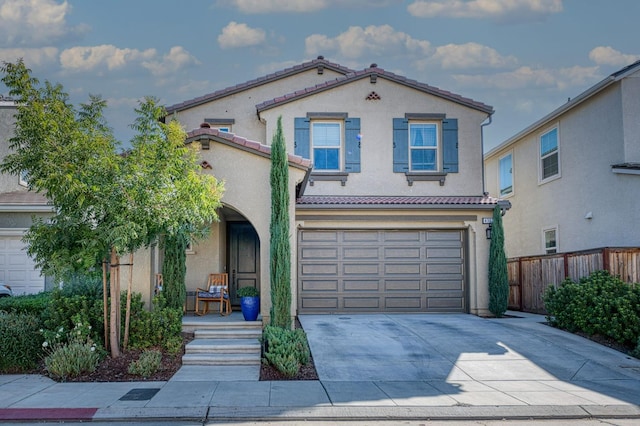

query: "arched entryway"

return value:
[227, 221, 260, 305]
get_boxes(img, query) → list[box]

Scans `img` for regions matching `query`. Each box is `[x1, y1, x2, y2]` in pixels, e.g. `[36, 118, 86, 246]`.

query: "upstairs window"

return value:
[499, 153, 513, 196]
[409, 123, 439, 171]
[540, 127, 559, 181]
[312, 121, 341, 171]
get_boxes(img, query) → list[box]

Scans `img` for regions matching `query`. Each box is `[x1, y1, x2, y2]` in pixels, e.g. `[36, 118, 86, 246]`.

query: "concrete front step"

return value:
[182, 353, 261, 366]
[185, 338, 261, 355]
[194, 328, 262, 340]
[182, 319, 262, 334]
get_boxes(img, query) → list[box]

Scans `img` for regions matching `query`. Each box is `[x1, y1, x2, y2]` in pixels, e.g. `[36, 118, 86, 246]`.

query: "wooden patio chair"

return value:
[195, 273, 231, 316]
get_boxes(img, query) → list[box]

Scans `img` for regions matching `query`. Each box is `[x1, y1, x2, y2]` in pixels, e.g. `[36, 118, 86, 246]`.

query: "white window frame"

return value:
[409, 121, 440, 172]
[311, 120, 343, 171]
[498, 151, 514, 197]
[19, 170, 28, 187]
[539, 125, 560, 184]
[543, 226, 558, 254]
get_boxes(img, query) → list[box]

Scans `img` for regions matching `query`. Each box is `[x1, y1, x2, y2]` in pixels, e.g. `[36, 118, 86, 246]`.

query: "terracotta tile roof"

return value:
[186, 126, 312, 169]
[296, 195, 507, 208]
[257, 65, 494, 114]
[165, 57, 354, 114]
[0, 191, 50, 207]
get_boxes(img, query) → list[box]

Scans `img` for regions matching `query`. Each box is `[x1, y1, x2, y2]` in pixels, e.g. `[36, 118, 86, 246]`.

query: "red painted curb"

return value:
[0, 407, 98, 421]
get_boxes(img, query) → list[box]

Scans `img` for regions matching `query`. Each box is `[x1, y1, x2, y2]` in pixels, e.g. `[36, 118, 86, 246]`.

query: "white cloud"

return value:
[226, 0, 328, 13]
[452, 64, 598, 90]
[59, 45, 156, 72]
[0, 0, 87, 47]
[217, 22, 266, 49]
[431, 43, 518, 69]
[408, 0, 563, 21]
[589, 46, 640, 67]
[0, 47, 58, 66]
[305, 25, 431, 59]
[142, 46, 200, 76]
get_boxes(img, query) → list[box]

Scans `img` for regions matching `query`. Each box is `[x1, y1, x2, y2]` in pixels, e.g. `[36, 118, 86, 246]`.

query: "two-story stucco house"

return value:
[144, 56, 507, 320]
[0, 97, 52, 295]
[484, 60, 640, 259]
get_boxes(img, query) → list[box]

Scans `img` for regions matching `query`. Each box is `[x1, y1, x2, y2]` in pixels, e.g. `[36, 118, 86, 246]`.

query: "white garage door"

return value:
[0, 236, 44, 295]
[298, 229, 466, 313]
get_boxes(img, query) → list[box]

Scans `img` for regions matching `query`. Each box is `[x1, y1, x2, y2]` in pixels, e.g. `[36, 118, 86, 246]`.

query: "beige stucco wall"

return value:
[170, 68, 345, 142]
[259, 77, 489, 197]
[485, 81, 640, 258]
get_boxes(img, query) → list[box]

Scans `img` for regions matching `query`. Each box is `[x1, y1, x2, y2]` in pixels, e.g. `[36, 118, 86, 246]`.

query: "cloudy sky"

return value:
[1, 0, 638, 151]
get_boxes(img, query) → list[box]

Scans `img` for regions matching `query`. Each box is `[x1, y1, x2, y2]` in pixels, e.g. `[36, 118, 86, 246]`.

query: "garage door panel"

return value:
[344, 263, 379, 275]
[301, 231, 339, 243]
[384, 231, 421, 242]
[301, 247, 338, 259]
[427, 280, 463, 291]
[299, 229, 465, 313]
[301, 297, 338, 310]
[427, 248, 463, 258]
[384, 247, 421, 259]
[344, 280, 379, 291]
[301, 263, 338, 275]
[384, 263, 421, 275]
[343, 231, 379, 242]
[344, 297, 380, 309]
[385, 280, 421, 291]
[385, 297, 422, 309]
[343, 247, 379, 259]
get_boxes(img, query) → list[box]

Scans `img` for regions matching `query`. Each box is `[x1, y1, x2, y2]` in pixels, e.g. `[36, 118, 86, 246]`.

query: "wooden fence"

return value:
[507, 247, 640, 314]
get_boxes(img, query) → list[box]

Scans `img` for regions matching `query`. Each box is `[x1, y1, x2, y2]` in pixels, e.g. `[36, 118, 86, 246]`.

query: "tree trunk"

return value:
[123, 253, 133, 349]
[109, 248, 121, 357]
[102, 260, 109, 350]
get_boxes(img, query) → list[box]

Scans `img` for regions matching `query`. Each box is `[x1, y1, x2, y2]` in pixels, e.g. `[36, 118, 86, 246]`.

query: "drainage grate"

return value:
[119, 388, 160, 401]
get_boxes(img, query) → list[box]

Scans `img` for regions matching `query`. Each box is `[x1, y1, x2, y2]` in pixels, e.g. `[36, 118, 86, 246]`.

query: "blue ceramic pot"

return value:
[240, 296, 260, 321]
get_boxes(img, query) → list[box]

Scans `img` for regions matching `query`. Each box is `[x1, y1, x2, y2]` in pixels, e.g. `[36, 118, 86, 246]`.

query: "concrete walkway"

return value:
[1, 312, 639, 422]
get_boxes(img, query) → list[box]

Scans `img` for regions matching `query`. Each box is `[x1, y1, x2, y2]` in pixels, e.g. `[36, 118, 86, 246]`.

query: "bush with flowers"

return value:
[42, 313, 106, 381]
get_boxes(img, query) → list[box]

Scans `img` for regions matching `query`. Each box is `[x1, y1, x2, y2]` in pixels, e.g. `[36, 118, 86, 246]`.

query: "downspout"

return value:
[480, 114, 493, 196]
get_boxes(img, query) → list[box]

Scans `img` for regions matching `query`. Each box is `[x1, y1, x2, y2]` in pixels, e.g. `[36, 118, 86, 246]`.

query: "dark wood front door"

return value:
[228, 222, 260, 304]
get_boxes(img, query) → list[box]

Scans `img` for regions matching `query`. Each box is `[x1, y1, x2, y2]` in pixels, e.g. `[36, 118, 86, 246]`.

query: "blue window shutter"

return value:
[393, 118, 409, 173]
[294, 117, 310, 159]
[442, 118, 458, 173]
[344, 117, 361, 172]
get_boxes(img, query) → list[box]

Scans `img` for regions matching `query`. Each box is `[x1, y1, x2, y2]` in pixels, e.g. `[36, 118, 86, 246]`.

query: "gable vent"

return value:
[366, 91, 381, 101]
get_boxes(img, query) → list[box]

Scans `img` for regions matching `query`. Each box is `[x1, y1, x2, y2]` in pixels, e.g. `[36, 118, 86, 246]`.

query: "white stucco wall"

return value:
[485, 81, 640, 258]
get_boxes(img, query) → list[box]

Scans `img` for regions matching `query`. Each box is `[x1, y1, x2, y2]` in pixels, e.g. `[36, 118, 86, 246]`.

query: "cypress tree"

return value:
[162, 231, 188, 311]
[269, 116, 292, 329]
[488, 205, 509, 317]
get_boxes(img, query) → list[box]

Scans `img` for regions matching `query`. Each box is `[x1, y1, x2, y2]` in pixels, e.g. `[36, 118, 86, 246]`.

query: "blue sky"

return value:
[1, 0, 638, 151]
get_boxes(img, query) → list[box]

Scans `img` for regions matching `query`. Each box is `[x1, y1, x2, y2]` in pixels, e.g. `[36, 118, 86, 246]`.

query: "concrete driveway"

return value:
[299, 312, 640, 406]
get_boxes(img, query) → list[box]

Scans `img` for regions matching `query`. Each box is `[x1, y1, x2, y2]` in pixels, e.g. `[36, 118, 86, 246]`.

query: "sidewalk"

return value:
[1, 311, 640, 422]
[2, 368, 640, 422]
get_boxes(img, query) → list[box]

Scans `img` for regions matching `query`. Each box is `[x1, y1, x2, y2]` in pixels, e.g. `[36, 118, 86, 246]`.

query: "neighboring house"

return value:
[0, 96, 52, 295]
[484, 60, 640, 259]
[143, 56, 508, 320]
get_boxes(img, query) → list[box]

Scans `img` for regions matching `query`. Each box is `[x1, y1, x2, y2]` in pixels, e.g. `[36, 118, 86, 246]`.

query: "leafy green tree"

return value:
[161, 231, 188, 311]
[1, 60, 224, 356]
[269, 116, 291, 329]
[488, 205, 509, 317]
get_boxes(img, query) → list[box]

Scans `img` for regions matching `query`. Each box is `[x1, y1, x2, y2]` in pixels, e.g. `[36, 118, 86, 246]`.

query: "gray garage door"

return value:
[298, 229, 466, 313]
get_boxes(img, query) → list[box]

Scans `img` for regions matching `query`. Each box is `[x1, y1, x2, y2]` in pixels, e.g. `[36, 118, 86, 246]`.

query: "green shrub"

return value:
[43, 319, 104, 381]
[262, 325, 310, 377]
[128, 349, 162, 378]
[544, 270, 640, 346]
[43, 288, 104, 344]
[0, 292, 50, 316]
[0, 311, 44, 372]
[631, 337, 640, 359]
[128, 295, 182, 351]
